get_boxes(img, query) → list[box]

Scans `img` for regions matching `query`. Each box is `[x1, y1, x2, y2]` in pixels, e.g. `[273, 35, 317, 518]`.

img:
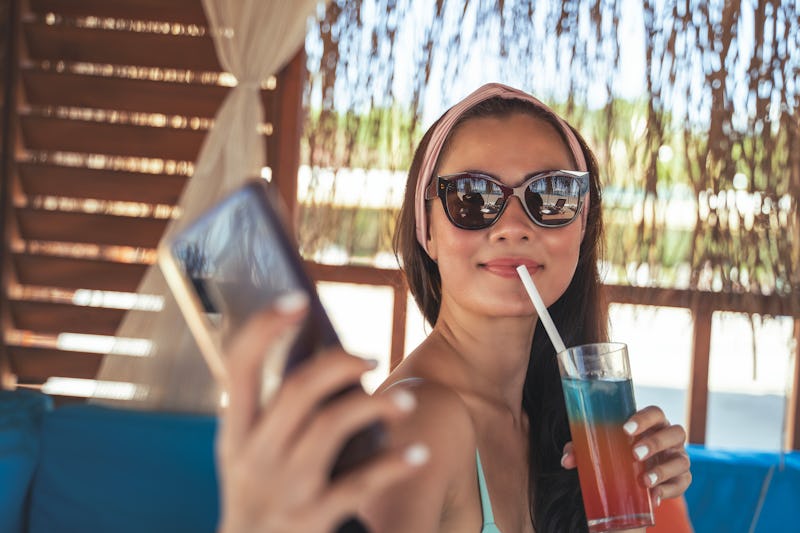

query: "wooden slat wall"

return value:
[1, 0, 305, 399]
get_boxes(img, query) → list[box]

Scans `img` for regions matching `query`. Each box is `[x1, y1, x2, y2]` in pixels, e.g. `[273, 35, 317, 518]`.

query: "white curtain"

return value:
[93, 0, 319, 412]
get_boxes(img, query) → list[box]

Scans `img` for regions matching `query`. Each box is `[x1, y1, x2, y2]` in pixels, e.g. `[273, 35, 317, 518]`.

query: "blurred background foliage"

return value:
[297, 0, 799, 315]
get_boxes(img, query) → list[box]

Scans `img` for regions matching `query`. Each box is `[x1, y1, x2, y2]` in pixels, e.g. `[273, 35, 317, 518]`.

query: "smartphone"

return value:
[159, 179, 385, 518]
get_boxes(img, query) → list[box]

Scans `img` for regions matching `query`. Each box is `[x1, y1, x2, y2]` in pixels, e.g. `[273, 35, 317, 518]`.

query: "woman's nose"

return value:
[488, 196, 536, 242]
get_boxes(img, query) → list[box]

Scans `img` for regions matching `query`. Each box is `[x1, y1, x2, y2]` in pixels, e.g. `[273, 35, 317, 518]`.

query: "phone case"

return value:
[159, 179, 384, 531]
[159, 178, 339, 401]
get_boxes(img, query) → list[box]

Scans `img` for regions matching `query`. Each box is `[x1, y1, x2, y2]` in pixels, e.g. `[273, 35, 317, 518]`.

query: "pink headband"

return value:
[414, 83, 588, 253]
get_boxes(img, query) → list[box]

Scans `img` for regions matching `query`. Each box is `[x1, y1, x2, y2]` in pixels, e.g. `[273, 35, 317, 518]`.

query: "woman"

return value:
[359, 83, 691, 532]
[217, 83, 691, 533]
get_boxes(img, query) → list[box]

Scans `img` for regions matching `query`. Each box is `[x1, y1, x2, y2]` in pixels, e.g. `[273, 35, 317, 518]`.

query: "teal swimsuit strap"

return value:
[476, 451, 503, 533]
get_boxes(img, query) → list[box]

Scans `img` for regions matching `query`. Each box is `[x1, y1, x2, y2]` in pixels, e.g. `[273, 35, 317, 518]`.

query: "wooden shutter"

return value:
[1, 0, 305, 402]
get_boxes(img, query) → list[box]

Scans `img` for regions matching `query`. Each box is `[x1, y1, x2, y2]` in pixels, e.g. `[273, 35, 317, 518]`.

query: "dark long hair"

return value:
[393, 97, 608, 532]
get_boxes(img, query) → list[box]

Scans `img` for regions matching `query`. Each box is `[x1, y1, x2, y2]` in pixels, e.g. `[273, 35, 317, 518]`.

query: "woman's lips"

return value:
[480, 259, 542, 278]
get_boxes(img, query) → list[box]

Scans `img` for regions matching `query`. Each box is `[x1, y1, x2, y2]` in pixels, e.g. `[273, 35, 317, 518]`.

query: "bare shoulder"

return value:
[382, 378, 476, 446]
[361, 379, 479, 532]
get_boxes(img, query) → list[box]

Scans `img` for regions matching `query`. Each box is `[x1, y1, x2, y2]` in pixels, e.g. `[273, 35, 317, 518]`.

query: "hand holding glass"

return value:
[516, 267, 653, 532]
[558, 343, 654, 532]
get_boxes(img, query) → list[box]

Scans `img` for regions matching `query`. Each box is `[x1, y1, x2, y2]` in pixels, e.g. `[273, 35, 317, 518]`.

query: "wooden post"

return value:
[0, 0, 20, 390]
[267, 49, 306, 233]
[786, 319, 800, 450]
[686, 299, 713, 444]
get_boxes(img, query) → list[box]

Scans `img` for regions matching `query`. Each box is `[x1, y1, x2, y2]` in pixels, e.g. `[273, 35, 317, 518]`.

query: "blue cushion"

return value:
[686, 445, 800, 533]
[28, 404, 219, 533]
[0, 389, 52, 533]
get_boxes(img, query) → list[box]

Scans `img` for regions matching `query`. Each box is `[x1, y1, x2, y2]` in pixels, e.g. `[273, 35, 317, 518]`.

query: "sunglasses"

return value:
[425, 170, 590, 230]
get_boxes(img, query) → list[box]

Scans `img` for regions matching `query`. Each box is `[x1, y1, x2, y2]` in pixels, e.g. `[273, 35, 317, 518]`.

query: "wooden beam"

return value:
[16, 207, 168, 247]
[686, 299, 712, 445]
[21, 66, 237, 118]
[19, 113, 210, 161]
[605, 283, 796, 317]
[7, 299, 129, 335]
[23, 20, 222, 72]
[268, 49, 306, 231]
[787, 319, 800, 451]
[27, 0, 209, 26]
[17, 162, 189, 204]
[12, 252, 148, 292]
[0, 0, 21, 389]
[306, 262, 405, 288]
[8, 345, 103, 381]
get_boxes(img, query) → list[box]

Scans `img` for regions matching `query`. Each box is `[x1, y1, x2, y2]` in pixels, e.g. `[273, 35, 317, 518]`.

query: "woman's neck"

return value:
[425, 301, 537, 423]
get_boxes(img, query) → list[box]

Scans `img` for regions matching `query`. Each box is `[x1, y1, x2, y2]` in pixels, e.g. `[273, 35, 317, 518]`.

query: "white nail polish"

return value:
[391, 389, 416, 412]
[623, 420, 638, 435]
[634, 445, 649, 460]
[274, 292, 308, 313]
[404, 443, 430, 466]
[647, 472, 658, 486]
[560, 453, 568, 468]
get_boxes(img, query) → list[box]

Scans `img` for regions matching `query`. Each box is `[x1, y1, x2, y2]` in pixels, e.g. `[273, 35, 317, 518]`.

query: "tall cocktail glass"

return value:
[558, 342, 654, 532]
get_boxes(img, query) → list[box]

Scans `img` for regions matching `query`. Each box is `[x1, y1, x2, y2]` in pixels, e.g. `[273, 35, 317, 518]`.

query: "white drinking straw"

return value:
[515, 265, 567, 354]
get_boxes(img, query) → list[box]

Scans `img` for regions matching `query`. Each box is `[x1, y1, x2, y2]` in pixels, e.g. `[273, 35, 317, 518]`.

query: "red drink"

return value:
[562, 376, 654, 532]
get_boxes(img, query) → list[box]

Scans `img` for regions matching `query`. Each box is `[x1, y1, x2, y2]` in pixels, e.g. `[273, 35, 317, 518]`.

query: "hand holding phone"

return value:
[159, 179, 389, 532]
[159, 179, 339, 399]
[216, 304, 423, 533]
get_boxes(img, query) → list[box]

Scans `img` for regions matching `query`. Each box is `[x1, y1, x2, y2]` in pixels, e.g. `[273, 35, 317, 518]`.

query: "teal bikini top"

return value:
[476, 451, 503, 533]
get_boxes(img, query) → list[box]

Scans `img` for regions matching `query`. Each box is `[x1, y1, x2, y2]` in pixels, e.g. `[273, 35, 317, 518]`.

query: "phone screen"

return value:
[162, 180, 339, 386]
[161, 181, 384, 533]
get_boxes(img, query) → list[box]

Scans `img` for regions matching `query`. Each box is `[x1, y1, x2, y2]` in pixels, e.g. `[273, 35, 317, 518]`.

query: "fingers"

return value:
[220, 293, 309, 457]
[643, 449, 692, 501]
[623, 405, 670, 438]
[247, 350, 378, 461]
[289, 388, 417, 478]
[629, 424, 686, 462]
[561, 441, 576, 469]
[624, 405, 691, 503]
[313, 442, 430, 528]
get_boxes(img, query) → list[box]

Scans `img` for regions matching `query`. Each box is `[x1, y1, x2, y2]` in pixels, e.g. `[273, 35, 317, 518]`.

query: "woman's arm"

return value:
[360, 382, 480, 533]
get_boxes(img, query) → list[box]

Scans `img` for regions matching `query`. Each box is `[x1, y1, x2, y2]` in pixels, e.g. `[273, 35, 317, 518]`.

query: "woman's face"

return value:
[427, 112, 584, 319]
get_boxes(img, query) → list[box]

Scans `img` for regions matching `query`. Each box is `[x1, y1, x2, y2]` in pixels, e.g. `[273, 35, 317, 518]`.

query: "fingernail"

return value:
[363, 358, 379, 369]
[560, 452, 568, 468]
[404, 443, 430, 466]
[274, 292, 308, 313]
[634, 445, 649, 460]
[623, 420, 638, 435]
[655, 495, 662, 507]
[391, 389, 416, 413]
[647, 472, 658, 487]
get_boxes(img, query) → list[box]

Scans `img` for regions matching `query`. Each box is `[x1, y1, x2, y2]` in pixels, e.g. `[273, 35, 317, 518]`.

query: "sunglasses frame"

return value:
[425, 169, 591, 230]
